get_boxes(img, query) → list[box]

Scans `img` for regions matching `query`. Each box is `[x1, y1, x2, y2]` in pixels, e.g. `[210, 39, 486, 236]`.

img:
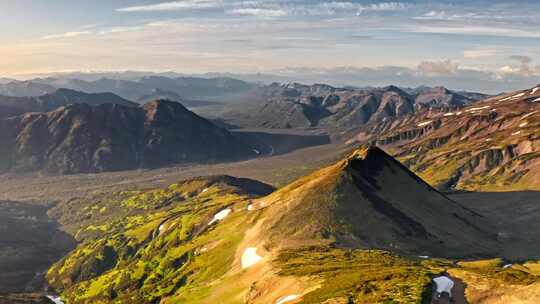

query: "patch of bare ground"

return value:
[0, 143, 349, 204]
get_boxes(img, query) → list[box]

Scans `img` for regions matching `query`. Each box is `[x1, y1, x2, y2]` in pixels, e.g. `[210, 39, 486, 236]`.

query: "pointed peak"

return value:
[346, 145, 389, 162]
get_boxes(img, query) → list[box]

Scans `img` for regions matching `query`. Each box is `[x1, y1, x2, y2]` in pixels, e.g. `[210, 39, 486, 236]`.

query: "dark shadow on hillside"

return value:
[232, 130, 331, 156]
[449, 191, 540, 260]
[0, 201, 77, 293]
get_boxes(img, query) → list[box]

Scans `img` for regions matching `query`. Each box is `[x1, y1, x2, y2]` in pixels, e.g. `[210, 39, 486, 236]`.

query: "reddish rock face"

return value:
[353, 85, 540, 190]
[0, 100, 254, 174]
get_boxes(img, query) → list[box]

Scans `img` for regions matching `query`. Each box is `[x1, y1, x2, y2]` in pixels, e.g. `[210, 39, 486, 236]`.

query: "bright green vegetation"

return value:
[47, 176, 270, 304]
[275, 247, 437, 304]
[45, 173, 448, 304]
[456, 258, 540, 286]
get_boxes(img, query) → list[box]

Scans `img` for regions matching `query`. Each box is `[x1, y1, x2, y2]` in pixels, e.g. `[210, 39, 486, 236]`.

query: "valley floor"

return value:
[0, 142, 348, 204]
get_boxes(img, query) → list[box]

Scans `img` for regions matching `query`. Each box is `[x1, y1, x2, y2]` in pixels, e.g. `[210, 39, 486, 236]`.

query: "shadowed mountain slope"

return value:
[0, 100, 255, 174]
[252, 146, 498, 257]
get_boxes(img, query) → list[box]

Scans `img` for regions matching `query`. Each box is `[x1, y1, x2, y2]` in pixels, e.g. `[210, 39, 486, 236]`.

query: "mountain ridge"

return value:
[0, 99, 255, 174]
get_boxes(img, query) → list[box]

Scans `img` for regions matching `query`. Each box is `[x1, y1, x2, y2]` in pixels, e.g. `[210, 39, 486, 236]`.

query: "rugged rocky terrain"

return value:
[0, 88, 135, 118]
[223, 83, 484, 130]
[44, 147, 502, 303]
[0, 100, 256, 174]
[352, 84, 540, 191]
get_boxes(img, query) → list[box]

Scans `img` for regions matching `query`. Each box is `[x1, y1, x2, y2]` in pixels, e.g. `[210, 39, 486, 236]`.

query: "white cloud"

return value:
[117, 0, 220, 12]
[417, 59, 459, 76]
[404, 25, 540, 38]
[463, 49, 498, 59]
[40, 31, 91, 40]
[227, 8, 288, 17]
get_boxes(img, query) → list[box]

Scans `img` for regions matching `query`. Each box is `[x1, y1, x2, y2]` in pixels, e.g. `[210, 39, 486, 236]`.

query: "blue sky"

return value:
[1, 0, 539, 91]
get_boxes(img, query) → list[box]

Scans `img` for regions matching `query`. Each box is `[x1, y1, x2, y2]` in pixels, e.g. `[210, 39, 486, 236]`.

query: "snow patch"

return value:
[241, 247, 262, 269]
[247, 204, 254, 211]
[512, 131, 521, 136]
[46, 296, 64, 304]
[531, 87, 539, 95]
[208, 208, 232, 226]
[433, 276, 454, 297]
[417, 121, 432, 127]
[418, 255, 430, 259]
[522, 111, 539, 119]
[533, 97, 540, 102]
[466, 105, 490, 112]
[485, 138, 492, 142]
[443, 113, 454, 117]
[520, 122, 528, 128]
[253, 149, 260, 155]
[275, 294, 300, 304]
[503, 264, 513, 269]
[512, 92, 526, 99]
[201, 188, 209, 193]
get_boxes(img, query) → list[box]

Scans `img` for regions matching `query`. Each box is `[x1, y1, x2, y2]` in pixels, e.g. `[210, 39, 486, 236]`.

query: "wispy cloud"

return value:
[227, 8, 288, 17]
[463, 49, 499, 59]
[40, 31, 91, 40]
[417, 59, 459, 76]
[118, 1, 412, 16]
[404, 25, 540, 38]
[117, 0, 220, 12]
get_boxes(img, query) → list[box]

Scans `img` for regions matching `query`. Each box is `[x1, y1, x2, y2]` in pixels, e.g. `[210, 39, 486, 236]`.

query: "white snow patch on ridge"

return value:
[433, 276, 454, 297]
[512, 131, 521, 136]
[275, 294, 300, 304]
[444, 112, 454, 117]
[208, 208, 232, 225]
[46, 296, 64, 304]
[522, 111, 539, 119]
[531, 87, 539, 95]
[417, 121, 432, 127]
[241, 247, 262, 269]
[466, 105, 490, 112]
[520, 122, 528, 127]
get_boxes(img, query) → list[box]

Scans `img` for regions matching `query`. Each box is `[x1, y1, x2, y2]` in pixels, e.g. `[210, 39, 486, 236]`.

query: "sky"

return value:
[1, 0, 539, 92]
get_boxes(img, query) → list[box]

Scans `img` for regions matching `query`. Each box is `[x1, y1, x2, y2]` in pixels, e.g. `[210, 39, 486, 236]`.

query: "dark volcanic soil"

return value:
[0, 201, 75, 293]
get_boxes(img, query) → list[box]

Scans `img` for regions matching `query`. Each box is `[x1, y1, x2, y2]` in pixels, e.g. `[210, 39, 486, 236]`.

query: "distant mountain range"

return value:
[0, 80, 57, 97]
[24, 76, 257, 102]
[222, 83, 487, 129]
[0, 100, 256, 174]
[0, 88, 135, 119]
[351, 84, 540, 191]
[137, 88, 218, 107]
